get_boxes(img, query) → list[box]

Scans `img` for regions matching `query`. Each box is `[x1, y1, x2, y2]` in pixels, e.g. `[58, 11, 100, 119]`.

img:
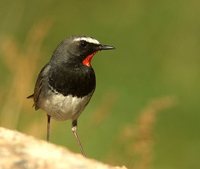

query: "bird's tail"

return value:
[27, 94, 34, 99]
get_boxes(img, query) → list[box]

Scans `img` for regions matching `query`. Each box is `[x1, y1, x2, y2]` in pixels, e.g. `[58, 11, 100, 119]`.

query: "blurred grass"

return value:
[0, 0, 200, 169]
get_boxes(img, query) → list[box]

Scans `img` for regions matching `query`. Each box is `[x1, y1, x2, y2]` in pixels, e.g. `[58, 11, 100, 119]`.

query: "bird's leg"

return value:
[72, 120, 86, 156]
[47, 114, 51, 141]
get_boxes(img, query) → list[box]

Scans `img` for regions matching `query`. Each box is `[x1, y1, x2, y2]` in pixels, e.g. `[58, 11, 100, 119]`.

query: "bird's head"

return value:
[51, 36, 115, 67]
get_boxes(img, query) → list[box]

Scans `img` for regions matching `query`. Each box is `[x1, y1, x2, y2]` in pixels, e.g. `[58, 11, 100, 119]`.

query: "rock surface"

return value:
[0, 127, 127, 169]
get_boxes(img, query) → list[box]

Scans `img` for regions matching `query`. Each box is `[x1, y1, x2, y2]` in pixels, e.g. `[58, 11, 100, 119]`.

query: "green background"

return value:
[0, 0, 200, 168]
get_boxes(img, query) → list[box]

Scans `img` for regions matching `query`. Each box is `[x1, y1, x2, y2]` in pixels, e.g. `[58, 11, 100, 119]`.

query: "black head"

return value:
[50, 36, 115, 66]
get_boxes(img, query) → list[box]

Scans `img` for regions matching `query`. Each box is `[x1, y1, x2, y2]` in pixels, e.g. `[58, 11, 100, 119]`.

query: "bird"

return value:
[27, 36, 114, 156]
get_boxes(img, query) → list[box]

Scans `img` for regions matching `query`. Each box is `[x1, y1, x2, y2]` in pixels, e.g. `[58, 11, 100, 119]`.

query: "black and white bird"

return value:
[28, 36, 114, 155]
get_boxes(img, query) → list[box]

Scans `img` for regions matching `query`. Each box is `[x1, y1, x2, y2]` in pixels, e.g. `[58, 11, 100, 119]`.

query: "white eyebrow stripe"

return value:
[73, 37, 100, 44]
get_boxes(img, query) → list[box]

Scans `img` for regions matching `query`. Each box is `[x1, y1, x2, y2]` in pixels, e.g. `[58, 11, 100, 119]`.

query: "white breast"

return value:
[40, 91, 92, 121]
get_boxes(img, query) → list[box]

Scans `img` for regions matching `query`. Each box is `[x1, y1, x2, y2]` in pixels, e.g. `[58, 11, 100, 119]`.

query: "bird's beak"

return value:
[98, 44, 115, 50]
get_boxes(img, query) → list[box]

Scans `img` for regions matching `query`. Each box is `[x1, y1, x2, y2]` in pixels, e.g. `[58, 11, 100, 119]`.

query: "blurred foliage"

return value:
[0, 0, 200, 169]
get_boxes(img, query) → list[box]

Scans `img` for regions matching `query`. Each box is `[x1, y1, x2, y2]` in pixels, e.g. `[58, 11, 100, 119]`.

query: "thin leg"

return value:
[72, 120, 86, 156]
[47, 114, 51, 141]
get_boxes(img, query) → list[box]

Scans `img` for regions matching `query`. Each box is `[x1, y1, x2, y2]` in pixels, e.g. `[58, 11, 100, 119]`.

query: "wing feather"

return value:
[27, 64, 50, 110]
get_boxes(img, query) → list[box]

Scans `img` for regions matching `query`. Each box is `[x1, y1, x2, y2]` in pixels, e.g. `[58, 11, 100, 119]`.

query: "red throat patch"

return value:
[82, 52, 97, 67]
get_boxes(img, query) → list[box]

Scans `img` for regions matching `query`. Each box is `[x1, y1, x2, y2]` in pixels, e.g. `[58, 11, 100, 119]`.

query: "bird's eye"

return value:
[80, 40, 87, 47]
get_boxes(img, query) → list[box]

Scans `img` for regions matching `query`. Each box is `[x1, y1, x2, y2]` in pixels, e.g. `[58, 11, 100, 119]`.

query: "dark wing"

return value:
[27, 64, 50, 110]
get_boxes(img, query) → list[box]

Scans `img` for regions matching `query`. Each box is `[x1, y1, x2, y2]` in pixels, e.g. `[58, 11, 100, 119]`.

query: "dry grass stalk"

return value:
[132, 96, 176, 169]
[0, 20, 52, 131]
[90, 91, 118, 126]
[110, 96, 176, 169]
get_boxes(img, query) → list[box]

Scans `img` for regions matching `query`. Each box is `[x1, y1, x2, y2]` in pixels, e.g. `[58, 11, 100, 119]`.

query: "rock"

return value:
[0, 127, 127, 169]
